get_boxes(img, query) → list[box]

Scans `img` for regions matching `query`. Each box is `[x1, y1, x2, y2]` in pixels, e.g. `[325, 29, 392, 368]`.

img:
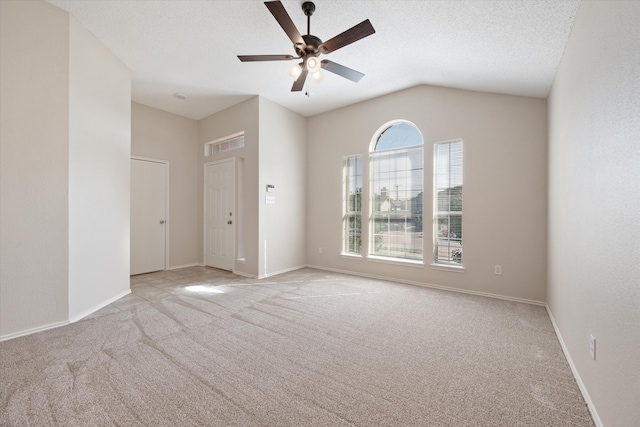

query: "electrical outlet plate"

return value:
[494, 265, 502, 275]
[589, 335, 596, 360]
[318, 247, 323, 254]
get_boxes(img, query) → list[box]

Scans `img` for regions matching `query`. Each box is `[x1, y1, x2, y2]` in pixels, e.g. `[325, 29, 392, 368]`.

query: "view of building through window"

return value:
[434, 140, 463, 264]
[343, 155, 362, 254]
[370, 122, 424, 261]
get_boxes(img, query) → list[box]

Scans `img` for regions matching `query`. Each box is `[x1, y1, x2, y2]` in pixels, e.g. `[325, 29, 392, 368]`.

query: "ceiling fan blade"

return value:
[321, 60, 364, 82]
[265, 1, 305, 48]
[291, 67, 309, 92]
[318, 19, 375, 54]
[238, 54, 296, 62]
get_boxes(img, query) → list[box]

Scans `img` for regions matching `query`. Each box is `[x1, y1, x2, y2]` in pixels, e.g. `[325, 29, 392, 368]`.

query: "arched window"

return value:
[369, 121, 424, 262]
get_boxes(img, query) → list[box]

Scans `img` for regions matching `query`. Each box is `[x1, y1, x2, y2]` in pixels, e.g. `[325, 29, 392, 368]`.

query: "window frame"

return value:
[342, 154, 363, 256]
[204, 131, 245, 156]
[432, 138, 464, 270]
[367, 120, 425, 265]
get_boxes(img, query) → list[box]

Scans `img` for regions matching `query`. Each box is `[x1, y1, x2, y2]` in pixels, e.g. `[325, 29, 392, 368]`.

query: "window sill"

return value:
[367, 255, 424, 268]
[430, 263, 466, 273]
[341, 253, 363, 260]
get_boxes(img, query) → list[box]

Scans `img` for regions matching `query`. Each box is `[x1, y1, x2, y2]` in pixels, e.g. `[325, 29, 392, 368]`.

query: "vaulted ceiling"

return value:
[47, 0, 581, 119]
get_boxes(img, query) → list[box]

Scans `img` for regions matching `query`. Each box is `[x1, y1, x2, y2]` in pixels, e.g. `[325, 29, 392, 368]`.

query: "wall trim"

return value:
[0, 320, 70, 343]
[169, 263, 200, 270]
[305, 264, 545, 306]
[261, 264, 307, 279]
[545, 304, 602, 427]
[69, 289, 131, 323]
[233, 269, 258, 279]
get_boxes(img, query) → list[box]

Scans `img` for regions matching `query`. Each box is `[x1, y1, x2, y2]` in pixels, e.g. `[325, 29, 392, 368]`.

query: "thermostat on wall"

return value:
[266, 184, 275, 193]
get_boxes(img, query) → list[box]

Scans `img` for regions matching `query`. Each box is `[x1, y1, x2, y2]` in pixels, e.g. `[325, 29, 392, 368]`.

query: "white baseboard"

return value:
[1, 288, 132, 342]
[69, 289, 132, 323]
[231, 265, 307, 280]
[545, 305, 602, 427]
[0, 320, 69, 342]
[260, 264, 307, 280]
[305, 264, 545, 306]
[169, 262, 200, 270]
[233, 269, 258, 279]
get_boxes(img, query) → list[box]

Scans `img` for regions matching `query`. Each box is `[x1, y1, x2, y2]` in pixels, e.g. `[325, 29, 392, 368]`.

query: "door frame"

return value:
[203, 158, 236, 271]
[131, 156, 170, 271]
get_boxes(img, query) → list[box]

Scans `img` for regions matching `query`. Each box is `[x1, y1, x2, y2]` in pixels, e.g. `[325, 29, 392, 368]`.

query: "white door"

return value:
[205, 160, 235, 271]
[131, 158, 167, 275]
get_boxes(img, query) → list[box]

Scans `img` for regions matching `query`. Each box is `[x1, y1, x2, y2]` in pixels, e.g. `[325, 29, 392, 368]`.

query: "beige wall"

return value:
[0, 1, 132, 338]
[131, 103, 199, 268]
[258, 98, 307, 277]
[547, 1, 640, 425]
[0, 1, 71, 337]
[68, 16, 131, 321]
[197, 97, 306, 278]
[307, 85, 548, 302]
[198, 97, 260, 277]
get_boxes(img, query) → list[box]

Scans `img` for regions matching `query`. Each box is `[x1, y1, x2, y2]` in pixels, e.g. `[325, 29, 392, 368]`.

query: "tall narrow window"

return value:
[434, 139, 463, 265]
[370, 121, 424, 262]
[343, 155, 362, 255]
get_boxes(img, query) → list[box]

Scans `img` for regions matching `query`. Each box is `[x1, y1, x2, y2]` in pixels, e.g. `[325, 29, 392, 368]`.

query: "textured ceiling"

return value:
[47, 0, 581, 119]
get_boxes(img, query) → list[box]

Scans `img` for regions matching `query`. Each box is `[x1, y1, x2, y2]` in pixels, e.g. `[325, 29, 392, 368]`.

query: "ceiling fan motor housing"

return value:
[297, 35, 322, 56]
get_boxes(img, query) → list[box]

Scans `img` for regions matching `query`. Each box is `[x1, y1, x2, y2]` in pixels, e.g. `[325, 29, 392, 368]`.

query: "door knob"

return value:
[160, 220, 165, 224]
[227, 220, 233, 225]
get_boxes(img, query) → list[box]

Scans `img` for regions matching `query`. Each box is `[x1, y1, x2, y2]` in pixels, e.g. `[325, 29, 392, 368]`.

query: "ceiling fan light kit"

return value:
[306, 56, 321, 73]
[238, 1, 375, 93]
[288, 64, 303, 80]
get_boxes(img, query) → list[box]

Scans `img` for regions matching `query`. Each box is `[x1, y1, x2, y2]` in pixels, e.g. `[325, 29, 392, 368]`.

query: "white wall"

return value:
[0, 1, 70, 338]
[68, 16, 131, 321]
[258, 98, 307, 277]
[198, 98, 260, 277]
[0, 0, 132, 339]
[131, 102, 199, 269]
[307, 85, 548, 302]
[547, 1, 640, 425]
[197, 97, 306, 278]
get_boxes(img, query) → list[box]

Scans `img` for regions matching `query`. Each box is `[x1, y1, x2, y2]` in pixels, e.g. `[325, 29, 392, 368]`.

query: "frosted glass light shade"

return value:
[306, 56, 321, 73]
[289, 64, 302, 79]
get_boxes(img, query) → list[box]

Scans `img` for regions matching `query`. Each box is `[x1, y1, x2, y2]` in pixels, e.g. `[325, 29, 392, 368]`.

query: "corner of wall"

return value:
[0, 0, 71, 337]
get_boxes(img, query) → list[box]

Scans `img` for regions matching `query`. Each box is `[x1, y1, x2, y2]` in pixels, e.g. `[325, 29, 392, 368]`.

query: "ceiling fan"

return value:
[238, 1, 375, 92]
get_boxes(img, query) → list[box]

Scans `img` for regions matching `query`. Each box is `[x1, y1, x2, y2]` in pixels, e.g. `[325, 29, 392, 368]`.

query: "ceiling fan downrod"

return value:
[302, 2, 315, 36]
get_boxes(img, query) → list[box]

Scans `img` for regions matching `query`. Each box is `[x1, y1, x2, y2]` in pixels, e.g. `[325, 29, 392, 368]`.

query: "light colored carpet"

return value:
[0, 267, 594, 426]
